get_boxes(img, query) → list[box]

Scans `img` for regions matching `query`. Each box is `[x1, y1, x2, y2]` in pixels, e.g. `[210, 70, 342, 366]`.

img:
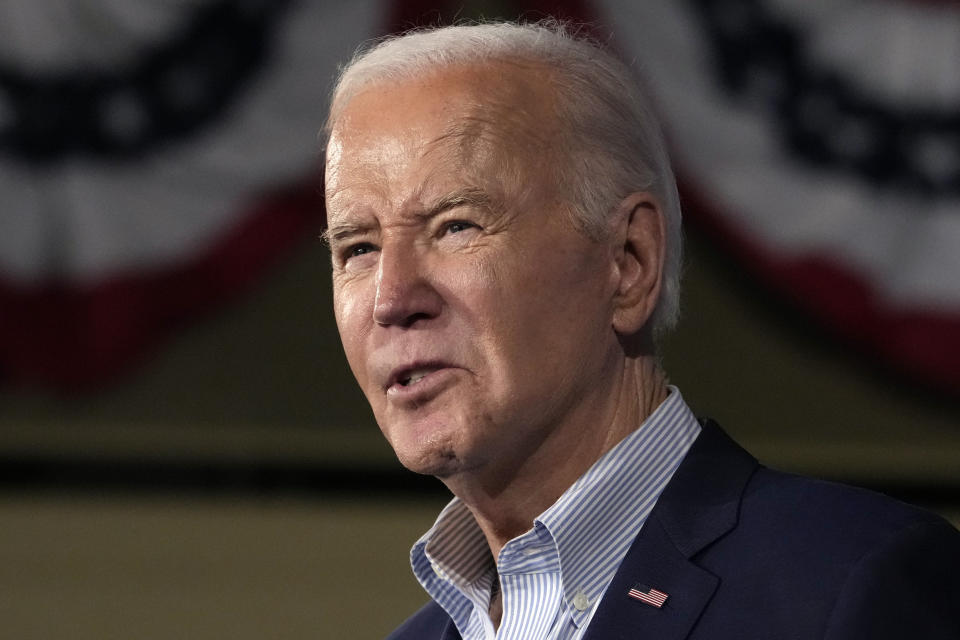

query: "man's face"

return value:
[325, 66, 621, 480]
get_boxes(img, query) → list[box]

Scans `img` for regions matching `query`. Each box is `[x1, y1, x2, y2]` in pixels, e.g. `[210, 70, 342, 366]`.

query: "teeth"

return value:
[400, 369, 431, 387]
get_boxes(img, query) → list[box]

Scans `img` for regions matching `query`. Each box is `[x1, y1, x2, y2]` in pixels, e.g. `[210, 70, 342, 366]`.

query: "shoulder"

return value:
[678, 421, 953, 557]
[704, 467, 960, 638]
[822, 502, 960, 639]
[724, 464, 960, 578]
[746, 465, 942, 524]
[385, 600, 453, 640]
[739, 466, 953, 551]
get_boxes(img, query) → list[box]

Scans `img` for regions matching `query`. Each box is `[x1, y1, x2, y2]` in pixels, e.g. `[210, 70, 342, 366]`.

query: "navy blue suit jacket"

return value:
[387, 422, 960, 639]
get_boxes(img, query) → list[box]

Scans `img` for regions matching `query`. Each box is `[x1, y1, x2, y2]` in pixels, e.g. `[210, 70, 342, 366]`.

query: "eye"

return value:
[339, 242, 378, 266]
[442, 220, 478, 235]
[348, 243, 376, 257]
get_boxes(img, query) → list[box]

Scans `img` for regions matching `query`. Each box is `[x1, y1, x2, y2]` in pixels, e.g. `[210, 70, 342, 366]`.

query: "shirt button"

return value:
[573, 591, 590, 611]
[522, 546, 538, 556]
[431, 562, 446, 579]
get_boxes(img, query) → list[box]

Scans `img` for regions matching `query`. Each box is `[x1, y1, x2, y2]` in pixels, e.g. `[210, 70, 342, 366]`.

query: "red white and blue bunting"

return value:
[0, 0, 391, 387]
[3, 0, 958, 395]
[593, 0, 960, 394]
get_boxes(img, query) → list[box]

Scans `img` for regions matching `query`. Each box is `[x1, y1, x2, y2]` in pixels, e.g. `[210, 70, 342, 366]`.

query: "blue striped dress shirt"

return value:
[409, 386, 701, 639]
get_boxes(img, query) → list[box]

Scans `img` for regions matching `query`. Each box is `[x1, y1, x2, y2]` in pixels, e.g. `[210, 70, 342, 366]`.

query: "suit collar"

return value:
[440, 619, 460, 640]
[424, 422, 758, 640]
[654, 420, 759, 557]
[583, 421, 758, 640]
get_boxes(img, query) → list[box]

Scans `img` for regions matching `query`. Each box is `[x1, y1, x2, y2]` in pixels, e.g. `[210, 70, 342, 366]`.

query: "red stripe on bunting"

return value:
[0, 0, 404, 390]
[679, 172, 960, 396]
[0, 175, 324, 389]
[527, 0, 960, 396]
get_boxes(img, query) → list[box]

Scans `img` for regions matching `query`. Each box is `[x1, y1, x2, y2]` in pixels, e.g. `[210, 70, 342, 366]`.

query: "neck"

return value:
[442, 354, 668, 561]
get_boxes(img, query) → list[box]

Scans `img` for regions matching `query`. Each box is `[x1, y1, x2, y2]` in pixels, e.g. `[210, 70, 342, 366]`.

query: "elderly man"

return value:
[322, 22, 959, 640]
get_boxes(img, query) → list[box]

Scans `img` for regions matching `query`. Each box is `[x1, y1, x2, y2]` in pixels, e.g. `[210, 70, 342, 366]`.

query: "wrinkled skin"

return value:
[325, 64, 667, 550]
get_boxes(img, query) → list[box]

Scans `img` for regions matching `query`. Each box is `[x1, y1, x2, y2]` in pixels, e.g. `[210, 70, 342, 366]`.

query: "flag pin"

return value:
[627, 583, 669, 608]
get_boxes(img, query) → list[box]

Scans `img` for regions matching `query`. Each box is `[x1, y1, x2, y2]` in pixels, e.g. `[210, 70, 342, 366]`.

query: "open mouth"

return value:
[384, 362, 459, 400]
[397, 368, 433, 387]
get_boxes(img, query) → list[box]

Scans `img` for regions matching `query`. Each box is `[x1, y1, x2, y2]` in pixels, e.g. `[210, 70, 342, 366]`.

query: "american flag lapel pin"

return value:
[627, 583, 669, 608]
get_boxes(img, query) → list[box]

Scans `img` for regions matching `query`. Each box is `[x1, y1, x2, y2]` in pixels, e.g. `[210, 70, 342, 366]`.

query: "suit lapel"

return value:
[440, 619, 461, 640]
[584, 515, 719, 640]
[584, 422, 759, 640]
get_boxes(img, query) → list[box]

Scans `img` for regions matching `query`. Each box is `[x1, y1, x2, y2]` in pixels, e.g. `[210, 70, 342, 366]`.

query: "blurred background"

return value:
[1, 0, 958, 637]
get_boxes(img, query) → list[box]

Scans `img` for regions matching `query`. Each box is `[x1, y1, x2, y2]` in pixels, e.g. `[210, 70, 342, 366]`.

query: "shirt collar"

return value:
[536, 386, 701, 622]
[409, 386, 701, 630]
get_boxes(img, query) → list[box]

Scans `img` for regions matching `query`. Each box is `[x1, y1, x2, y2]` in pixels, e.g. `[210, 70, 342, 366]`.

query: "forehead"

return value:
[324, 63, 561, 210]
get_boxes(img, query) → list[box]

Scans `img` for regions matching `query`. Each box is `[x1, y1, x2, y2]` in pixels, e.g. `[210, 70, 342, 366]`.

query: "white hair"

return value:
[325, 21, 683, 337]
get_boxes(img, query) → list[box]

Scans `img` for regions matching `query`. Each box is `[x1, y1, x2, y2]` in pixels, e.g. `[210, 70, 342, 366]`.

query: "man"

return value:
[322, 21, 960, 640]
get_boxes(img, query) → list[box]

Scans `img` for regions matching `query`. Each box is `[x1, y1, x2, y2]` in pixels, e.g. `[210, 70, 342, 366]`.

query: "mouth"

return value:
[396, 367, 434, 387]
[385, 362, 456, 396]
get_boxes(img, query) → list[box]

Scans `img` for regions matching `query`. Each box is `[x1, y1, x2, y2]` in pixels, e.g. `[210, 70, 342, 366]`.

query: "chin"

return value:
[389, 436, 467, 477]
[396, 450, 461, 478]
[382, 413, 480, 478]
[381, 421, 455, 477]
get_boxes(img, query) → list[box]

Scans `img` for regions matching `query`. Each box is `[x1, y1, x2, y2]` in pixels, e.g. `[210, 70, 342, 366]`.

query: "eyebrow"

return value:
[321, 222, 370, 246]
[425, 187, 497, 217]
[322, 187, 498, 245]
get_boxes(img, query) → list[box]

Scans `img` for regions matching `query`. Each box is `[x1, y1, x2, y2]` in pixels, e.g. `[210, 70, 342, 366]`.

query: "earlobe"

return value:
[611, 192, 666, 338]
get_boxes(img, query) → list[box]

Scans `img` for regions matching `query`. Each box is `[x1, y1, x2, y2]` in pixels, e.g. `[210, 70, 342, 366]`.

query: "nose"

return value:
[373, 243, 443, 327]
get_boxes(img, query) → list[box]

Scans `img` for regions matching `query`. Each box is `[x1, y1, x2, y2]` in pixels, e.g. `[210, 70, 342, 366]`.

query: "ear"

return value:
[610, 192, 666, 337]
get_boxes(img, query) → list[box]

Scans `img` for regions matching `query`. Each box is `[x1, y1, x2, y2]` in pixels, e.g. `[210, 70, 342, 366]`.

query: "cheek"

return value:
[489, 249, 611, 365]
[463, 262, 553, 377]
[333, 283, 374, 383]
